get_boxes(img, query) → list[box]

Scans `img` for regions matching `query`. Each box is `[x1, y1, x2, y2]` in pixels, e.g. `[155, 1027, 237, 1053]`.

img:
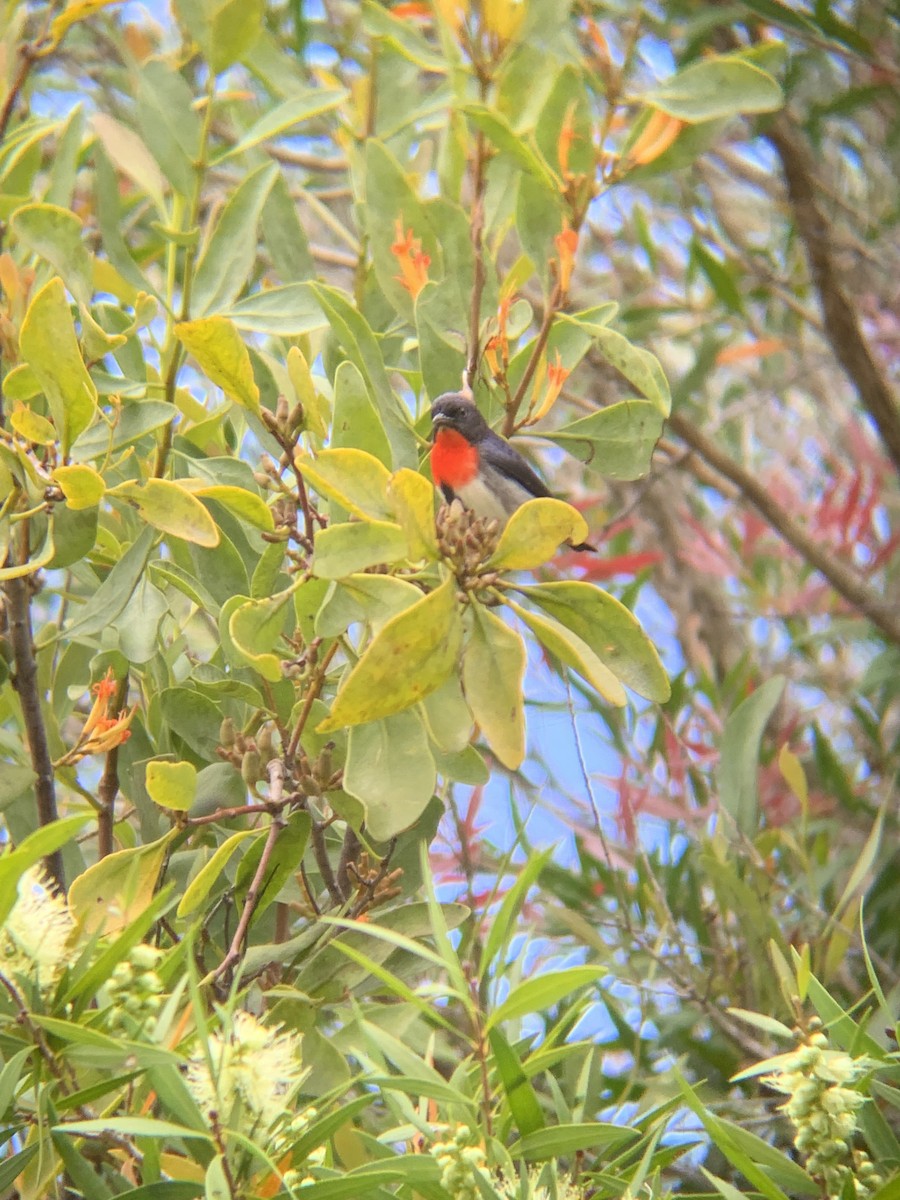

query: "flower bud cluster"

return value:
[0, 866, 75, 993]
[429, 1124, 487, 1200]
[493, 1167, 584, 1200]
[104, 943, 165, 1036]
[436, 501, 502, 594]
[763, 1023, 879, 1199]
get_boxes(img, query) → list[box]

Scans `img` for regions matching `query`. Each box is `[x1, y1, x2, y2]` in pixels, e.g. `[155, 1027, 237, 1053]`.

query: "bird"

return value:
[429, 392, 594, 551]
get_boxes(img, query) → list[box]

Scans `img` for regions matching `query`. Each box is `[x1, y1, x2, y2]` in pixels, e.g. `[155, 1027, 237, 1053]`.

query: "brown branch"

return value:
[667, 410, 900, 645]
[311, 820, 344, 906]
[97, 675, 129, 859]
[466, 130, 489, 392]
[767, 116, 900, 476]
[505, 282, 562, 435]
[336, 826, 360, 900]
[5, 551, 63, 890]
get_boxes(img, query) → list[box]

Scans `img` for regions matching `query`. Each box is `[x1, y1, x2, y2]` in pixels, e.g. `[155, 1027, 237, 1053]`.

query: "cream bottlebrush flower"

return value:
[185, 1011, 305, 1146]
[0, 865, 75, 992]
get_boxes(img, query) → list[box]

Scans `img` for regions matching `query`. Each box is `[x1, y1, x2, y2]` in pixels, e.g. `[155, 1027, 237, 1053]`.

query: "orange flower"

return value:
[528, 351, 570, 424]
[554, 224, 579, 294]
[56, 668, 136, 766]
[628, 109, 683, 167]
[484, 296, 512, 377]
[557, 102, 579, 179]
[391, 217, 431, 298]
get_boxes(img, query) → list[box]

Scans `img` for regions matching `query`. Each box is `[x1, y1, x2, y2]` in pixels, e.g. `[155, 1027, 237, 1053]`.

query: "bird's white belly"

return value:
[453, 470, 532, 525]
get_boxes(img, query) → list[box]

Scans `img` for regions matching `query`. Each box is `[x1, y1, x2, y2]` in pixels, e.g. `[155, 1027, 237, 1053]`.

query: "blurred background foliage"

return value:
[0, 0, 898, 1197]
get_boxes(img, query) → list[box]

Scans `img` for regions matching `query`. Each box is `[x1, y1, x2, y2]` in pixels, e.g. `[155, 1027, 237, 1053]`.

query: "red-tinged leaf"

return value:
[559, 550, 664, 580]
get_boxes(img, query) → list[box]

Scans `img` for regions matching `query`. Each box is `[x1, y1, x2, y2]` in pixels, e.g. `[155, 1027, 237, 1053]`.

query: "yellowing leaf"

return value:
[296, 448, 393, 520]
[69, 831, 177, 936]
[463, 602, 525, 770]
[228, 587, 295, 682]
[112, 479, 220, 547]
[179, 482, 274, 530]
[145, 760, 197, 812]
[312, 520, 408, 579]
[53, 464, 105, 510]
[50, 0, 123, 46]
[490, 498, 589, 571]
[177, 830, 256, 919]
[777, 743, 808, 810]
[506, 599, 626, 706]
[92, 112, 167, 214]
[388, 468, 439, 560]
[19, 277, 97, 456]
[10, 402, 56, 445]
[317, 576, 463, 732]
[175, 315, 260, 414]
[287, 346, 329, 438]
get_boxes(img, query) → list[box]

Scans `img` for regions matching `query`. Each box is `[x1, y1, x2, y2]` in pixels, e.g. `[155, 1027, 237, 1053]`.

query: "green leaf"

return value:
[509, 1122, 638, 1161]
[344, 710, 437, 840]
[65, 525, 155, 637]
[220, 89, 348, 161]
[19, 277, 97, 455]
[53, 1117, 211, 1142]
[317, 576, 463, 732]
[117, 576, 168, 662]
[0, 814, 89, 927]
[590, 326, 670, 415]
[522, 581, 670, 702]
[296, 448, 394, 520]
[177, 830, 256, 918]
[490, 1027, 545, 1137]
[68, 831, 177, 937]
[489, 498, 589, 570]
[545, 399, 665, 480]
[261, 174, 316, 284]
[145, 760, 198, 812]
[112, 479, 220, 548]
[462, 104, 558, 191]
[506, 598, 626, 706]
[135, 59, 200, 198]
[11, 203, 92, 304]
[307, 282, 416, 468]
[644, 57, 783, 122]
[487, 965, 602, 1029]
[228, 586, 295, 681]
[223, 283, 326, 336]
[286, 346, 329, 437]
[312, 520, 409, 579]
[463, 602, 526, 770]
[233, 812, 310, 916]
[331, 360, 392, 468]
[192, 162, 277, 314]
[388, 469, 440, 561]
[175, 0, 265, 74]
[315, 573, 422, 638]
[175, 315, 261, 413]
[71, 401, 176, 460]
[717, 676, 786, 836]
[186, 484, 273, 531]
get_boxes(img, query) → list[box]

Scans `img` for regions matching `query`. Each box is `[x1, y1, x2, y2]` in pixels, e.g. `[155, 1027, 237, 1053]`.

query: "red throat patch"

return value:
[431, 427, 479, 490]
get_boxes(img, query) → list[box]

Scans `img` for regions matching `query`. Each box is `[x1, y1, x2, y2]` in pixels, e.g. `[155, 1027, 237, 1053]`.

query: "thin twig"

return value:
[506, 282, 562, 435]
[5, 547, 63, 889]
[311, 819, 344, 905]
[667, 410, 900, 644]
[97, 674, 129, 859]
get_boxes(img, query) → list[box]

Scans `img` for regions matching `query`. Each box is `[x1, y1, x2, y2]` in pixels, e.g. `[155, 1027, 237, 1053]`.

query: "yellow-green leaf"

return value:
[10, 402, 56, 445]
[175, 315, 260, 414]
[506, 598, 626, 706]
[19, 277, 97, 456]
[92, 112, 167, 216]
[145, 760, 197, 812]
[177, 830, 256, 918]
[462, 602, 526, 770]
[389, 468, 439, 560]
[490, 498, 589, 571]
[68, 831, 177, 936]
[180, 482, 274, 531]
[287, 346, 329, 438]
[0, 521, 55, 580]
[112, 478, 220, 547]
[296, 448, 393, 520]
[317, 576, 463, 732]
[3, 363, 42, 402]
[228, 586, 296, 682]
[312, 520, 408, 579]
[777, 743, 808, 811]
[52, 464, 105, 510]
[10, 203, 92, 305]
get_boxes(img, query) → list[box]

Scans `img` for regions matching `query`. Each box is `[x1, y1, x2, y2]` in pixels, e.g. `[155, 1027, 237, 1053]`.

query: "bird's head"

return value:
[430, 394, 492, 443]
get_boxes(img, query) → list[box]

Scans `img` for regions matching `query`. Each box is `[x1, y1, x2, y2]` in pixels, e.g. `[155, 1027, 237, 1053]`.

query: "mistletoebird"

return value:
[429, 392, 594, 551]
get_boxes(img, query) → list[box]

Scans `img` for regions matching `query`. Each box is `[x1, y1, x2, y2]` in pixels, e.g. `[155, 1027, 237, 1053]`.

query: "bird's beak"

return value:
[430, 414, 451, 441]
